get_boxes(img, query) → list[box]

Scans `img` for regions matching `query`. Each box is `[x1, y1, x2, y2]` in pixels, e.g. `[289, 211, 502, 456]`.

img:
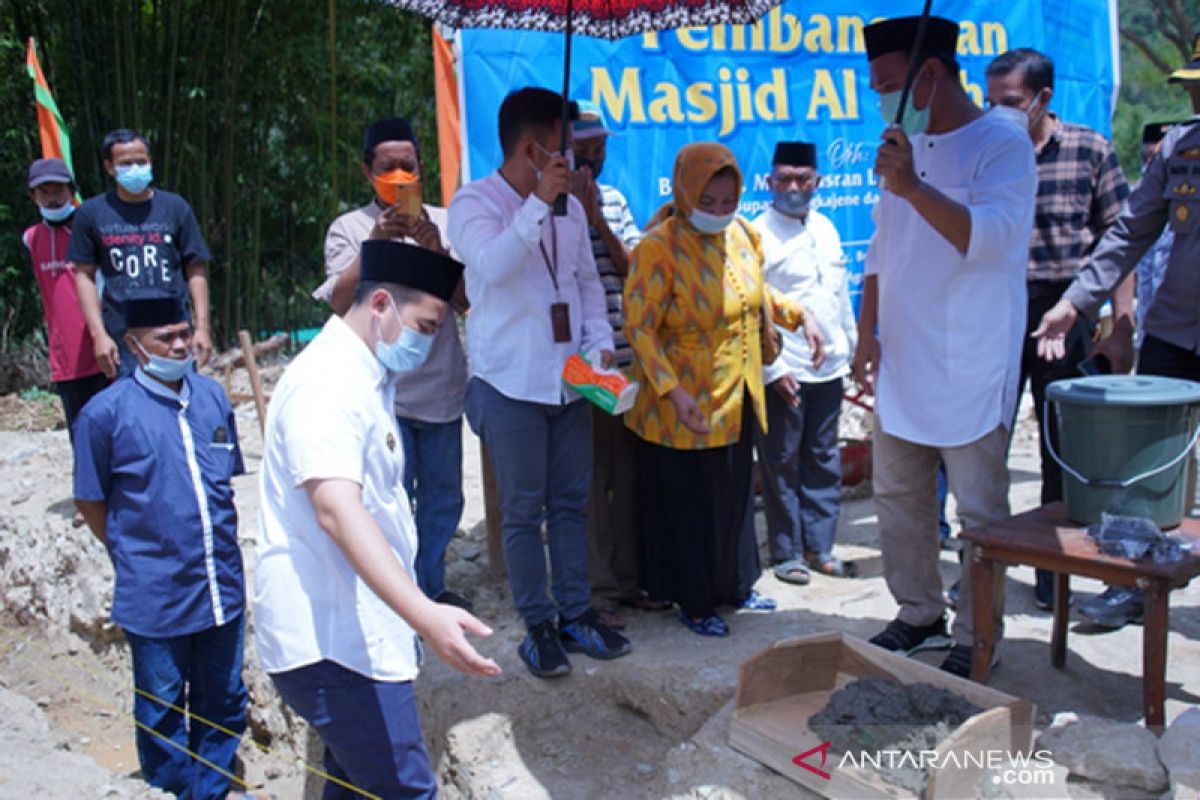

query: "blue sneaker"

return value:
[678, 610, 730, 637]
[559, 608, 632, 660]
[737, 590, 777, 612]
[519, 620, 571, 678]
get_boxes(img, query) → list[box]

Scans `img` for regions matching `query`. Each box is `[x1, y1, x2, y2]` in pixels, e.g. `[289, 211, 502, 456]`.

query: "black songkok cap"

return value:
[864, 16, 960, 62]
[364, 117, 418, 154]
[773, 142, 817, 168]
[1143, 121, 1180, 145]
[360, 240, 463, 302]
[124, 295, 187, 330]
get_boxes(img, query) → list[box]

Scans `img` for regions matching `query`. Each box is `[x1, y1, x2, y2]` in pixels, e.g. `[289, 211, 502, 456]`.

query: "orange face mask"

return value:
[373, 169, 419, 207]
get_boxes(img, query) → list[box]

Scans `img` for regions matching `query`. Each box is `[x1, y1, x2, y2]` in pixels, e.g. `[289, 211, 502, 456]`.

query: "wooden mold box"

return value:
[730, 631, 1036, 799]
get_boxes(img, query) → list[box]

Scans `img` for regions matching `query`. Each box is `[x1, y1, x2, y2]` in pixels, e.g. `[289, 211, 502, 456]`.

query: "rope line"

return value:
[1, 630, 381, 800]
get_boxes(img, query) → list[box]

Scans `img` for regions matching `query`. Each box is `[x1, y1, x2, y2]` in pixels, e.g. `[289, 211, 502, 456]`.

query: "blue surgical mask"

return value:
[115, 163, 153, 194]
[878, 70, 934, 138]
[39, 203, 74, 223]
[879, 90, 930, 138]
[134, 339, 193, 382]
[374, 299, 435, 373]
[689, 209, 735, 234]
[772, 189, 813, 217]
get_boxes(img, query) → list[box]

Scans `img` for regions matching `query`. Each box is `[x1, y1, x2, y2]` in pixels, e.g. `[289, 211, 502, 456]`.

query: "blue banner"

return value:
[459, 1, 1118, 306]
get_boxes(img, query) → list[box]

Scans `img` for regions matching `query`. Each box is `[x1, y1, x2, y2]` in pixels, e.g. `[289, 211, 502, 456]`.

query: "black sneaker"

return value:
[1078, 587, 1144, 629]
[869, 615, 952, 655]
[559, 608, 632, 660]
[940, 642, 1000, 679]
[519, 620, 571, 678]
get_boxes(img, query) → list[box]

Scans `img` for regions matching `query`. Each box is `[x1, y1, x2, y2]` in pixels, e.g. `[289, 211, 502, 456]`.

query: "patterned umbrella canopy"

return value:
[380, 0, 784, 41]
[383, 0, 786, 213]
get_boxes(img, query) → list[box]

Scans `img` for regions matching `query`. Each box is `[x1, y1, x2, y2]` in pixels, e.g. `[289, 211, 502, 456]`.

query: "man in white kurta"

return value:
[852, 15, 1037, 677]
[753, 141, 859, 583]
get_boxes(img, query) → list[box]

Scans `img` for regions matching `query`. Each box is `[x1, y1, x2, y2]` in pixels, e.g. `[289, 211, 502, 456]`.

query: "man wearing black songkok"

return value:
[255, 240, 500, 798]
[315, 116, 476, 614]
[852, 15, 1037, 678]
[753, 141, 859, 586]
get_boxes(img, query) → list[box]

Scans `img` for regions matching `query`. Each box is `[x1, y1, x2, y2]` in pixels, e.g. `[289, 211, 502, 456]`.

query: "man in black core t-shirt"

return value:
[69, 128, 212, 378]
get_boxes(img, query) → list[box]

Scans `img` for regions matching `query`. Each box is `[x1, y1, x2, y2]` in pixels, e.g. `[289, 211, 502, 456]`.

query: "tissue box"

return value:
[562, 353, 638, 415]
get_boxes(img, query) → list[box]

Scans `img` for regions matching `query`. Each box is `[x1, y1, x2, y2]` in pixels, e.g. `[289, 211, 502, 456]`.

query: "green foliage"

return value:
[1112, 1, 1200, 178]
[17, 385, 56, 407]
[0, 0, 441, 349]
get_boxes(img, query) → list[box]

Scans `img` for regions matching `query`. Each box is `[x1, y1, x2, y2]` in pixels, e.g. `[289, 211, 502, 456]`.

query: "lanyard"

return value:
[538, 216, 560, 295]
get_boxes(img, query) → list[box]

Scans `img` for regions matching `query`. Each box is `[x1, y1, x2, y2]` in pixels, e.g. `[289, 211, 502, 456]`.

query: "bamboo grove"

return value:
[1, 0, 440, 350]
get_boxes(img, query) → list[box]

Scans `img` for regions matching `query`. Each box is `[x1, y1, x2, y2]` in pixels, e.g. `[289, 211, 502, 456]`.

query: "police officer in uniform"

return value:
[1033, 37, 1200, 627]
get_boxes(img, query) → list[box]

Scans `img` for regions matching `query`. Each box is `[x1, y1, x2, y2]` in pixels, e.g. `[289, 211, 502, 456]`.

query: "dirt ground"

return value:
[0, 375, 1198, 799]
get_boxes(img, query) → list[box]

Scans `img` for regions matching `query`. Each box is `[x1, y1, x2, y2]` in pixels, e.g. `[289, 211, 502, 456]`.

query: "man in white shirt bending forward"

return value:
[255, 240, 499, 799]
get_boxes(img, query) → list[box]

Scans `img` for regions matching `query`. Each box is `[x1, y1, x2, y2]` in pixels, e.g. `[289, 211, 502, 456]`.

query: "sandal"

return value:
[772, 559, 811, 586]
[677, 610, 730, 637]
[806, 554, 859, 579]
[619, 590, 672, 612]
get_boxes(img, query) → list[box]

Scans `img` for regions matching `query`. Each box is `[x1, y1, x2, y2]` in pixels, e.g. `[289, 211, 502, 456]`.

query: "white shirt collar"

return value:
[324, 314, 391, 389]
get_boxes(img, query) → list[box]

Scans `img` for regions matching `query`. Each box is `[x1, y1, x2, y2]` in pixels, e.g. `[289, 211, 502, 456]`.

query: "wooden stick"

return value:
[238, 329, 269, 432]
[208, 332, 288, 371]
[481, 445, 506, 579]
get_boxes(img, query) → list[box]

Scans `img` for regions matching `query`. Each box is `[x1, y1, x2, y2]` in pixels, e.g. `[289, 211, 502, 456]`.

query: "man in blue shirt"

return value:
[73, 295, 248, 800]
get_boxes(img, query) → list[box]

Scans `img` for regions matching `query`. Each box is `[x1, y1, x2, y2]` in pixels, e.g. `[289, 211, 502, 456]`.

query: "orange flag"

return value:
[432, 26, 462, 206]
[25, 38, 75, 174]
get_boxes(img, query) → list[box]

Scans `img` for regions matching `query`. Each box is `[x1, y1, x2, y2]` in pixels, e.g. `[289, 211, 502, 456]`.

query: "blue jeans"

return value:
[124, 616, 247, 800]
[270, 660, 435, 800]
[465, 378, 593, 627]
[756, 378, 844, 564]
[397, 416, 465, 599]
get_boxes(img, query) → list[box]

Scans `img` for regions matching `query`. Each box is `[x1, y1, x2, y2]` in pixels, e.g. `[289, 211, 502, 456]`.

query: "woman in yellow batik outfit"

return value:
[623, 142, 825, 636]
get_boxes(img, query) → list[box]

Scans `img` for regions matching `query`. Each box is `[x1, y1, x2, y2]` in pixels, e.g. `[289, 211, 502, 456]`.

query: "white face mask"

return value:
[1024, 92, 1048, 131]
[689, 209, 735, 234]
[528, 142, 573, 182]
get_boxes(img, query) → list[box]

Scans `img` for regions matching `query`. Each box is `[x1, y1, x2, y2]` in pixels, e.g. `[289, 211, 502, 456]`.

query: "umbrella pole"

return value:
[893, 0, 934, 128]
[554, 0, 574, 216]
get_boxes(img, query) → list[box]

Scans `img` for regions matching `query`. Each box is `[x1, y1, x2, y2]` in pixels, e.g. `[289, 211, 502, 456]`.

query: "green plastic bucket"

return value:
[1045, 375, 1200, 528]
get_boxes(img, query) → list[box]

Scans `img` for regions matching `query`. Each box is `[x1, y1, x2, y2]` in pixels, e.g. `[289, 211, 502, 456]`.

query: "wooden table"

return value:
[959, 503, 1200, 730]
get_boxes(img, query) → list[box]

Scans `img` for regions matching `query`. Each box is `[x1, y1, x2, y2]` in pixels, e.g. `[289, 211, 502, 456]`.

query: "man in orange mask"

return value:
[314, 117, 473, 612]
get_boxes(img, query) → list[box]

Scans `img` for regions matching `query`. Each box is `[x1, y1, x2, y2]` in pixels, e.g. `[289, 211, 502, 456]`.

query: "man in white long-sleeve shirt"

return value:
[753, 141, 859, 585]
[448, 87, 631, 679]
[850, 16, 1037, 678]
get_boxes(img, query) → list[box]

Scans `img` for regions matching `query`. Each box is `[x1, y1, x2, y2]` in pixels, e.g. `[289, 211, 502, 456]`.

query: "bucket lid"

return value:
[1046, 375, 1200, 407]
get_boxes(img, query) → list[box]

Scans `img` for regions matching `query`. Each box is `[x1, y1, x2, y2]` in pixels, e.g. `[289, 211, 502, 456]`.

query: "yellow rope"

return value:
[1, 630, 381, 799]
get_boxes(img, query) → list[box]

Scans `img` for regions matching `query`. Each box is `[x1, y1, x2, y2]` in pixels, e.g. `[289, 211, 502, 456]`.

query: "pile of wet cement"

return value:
[808, 676, 983, 794]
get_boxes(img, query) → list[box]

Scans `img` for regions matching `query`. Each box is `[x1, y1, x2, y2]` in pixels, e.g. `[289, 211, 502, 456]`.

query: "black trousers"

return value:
[1139, 334, 1200, 382]
[636, 405, 758, 618]
[1019, 280, 1095, 505]
[57, 373, 110, 443]
[1138, 335, 1200, 514]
